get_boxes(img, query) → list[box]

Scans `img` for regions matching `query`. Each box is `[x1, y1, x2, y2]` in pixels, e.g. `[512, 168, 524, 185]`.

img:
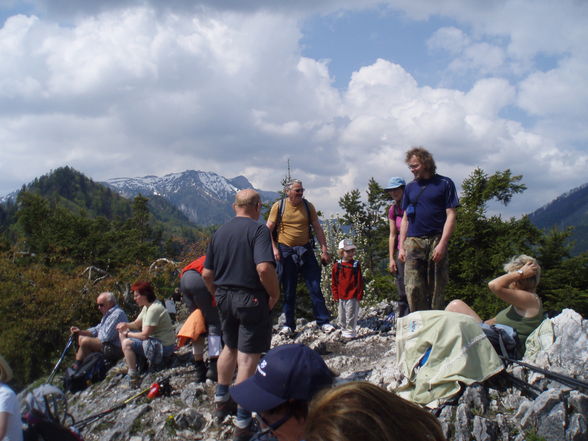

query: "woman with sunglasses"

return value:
[230, 344, 335, 441]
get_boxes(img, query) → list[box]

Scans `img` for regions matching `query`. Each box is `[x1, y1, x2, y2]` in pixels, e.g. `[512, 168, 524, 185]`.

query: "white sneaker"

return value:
[279, 326, 294, 337]
[321, 323, 335, 334]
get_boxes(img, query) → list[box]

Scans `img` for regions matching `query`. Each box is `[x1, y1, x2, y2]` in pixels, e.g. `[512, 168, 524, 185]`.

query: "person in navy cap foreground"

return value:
[230, 344, 335, 441]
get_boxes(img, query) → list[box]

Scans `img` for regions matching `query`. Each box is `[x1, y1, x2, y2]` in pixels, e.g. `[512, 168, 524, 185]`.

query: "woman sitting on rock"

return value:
[445, 254, 543, 353]
[117, 281, 176, 387]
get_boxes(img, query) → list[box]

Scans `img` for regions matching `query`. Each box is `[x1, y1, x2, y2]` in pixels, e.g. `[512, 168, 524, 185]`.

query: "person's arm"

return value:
[331, 265, 339, 301]
[70, 326, 93, 337]
[202, 267, 217, 296]
[266, 219, 280, 262]
[257, 261, 280, 310]
[398, 212, 409, 263]
[389, 218, 398, 273]
[0, 411, 9, 439]
[432, 207, 456, 262]
[116, 316, 142, 333]
[488, 262, 541, 312]
[124, 325, 155, 341]
[311, 217, 330, 265]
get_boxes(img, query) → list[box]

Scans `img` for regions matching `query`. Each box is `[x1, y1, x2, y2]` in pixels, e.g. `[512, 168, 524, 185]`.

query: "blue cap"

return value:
[383, 176, 406, 190]
[230, 344, 334, 412]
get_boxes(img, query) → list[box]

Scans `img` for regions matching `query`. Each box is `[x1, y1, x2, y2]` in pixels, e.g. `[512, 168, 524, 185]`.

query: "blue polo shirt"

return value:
[401, 174, 459, 237]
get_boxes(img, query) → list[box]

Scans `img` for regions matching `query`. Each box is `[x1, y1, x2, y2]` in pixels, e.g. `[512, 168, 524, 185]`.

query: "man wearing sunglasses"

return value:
[230, 344, 335, 441]
[69, 291, 128, 369]
[267, 180, 334, 336]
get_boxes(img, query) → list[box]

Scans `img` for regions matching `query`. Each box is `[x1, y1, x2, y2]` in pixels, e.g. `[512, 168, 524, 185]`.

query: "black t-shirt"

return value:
[204, 216, 275, 291]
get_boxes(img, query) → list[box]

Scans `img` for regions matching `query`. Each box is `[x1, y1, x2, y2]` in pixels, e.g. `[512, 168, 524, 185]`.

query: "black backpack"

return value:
[22, 384, 83, 441]
[63, 352, 107, 393]
[480, 323, 521, 361]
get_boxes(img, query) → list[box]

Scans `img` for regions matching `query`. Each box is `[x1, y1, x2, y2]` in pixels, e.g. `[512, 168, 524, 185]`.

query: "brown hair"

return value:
[406, 146, 437, 175]
[305, 382, 446, 441]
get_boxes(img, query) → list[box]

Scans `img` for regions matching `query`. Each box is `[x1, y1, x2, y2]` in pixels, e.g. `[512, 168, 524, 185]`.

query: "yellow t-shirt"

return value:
[268, 199, 318, 247]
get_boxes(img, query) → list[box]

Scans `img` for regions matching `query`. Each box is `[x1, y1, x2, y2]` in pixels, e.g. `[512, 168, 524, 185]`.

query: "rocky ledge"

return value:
[65, 304, 587, 441]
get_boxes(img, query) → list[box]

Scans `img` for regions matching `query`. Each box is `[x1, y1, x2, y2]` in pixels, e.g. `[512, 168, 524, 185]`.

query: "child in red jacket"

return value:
[331, 239, 364, 339]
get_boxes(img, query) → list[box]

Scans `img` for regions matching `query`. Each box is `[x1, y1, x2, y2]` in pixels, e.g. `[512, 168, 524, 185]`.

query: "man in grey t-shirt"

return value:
[203, 189, 280, 441]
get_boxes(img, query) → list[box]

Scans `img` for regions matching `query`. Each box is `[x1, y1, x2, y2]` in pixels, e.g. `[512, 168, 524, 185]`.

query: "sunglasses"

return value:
[97, 303, 106, 307]
[255, 410, 292, 435]
[291, 188, 304, 193]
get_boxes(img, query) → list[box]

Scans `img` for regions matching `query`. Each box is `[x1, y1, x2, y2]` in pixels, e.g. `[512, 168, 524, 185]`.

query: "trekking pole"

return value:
[48, 335, 75, 384]
[502, 357, 588, 393]
[71, 376, 171, 431]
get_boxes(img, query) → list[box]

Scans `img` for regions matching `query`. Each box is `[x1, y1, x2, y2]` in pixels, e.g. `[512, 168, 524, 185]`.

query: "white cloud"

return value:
[0, 0, 587, 221]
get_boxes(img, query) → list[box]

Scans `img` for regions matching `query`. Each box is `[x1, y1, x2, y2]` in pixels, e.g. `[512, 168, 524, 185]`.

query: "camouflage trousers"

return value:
[404, 235, 448, 311]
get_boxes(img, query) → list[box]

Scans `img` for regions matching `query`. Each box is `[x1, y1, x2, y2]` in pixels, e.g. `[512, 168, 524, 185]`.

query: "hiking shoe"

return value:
[233, 422, 253, 441]
[206, 358, 218, 382]
[214, 396, 237, 422]
[321, 323, 335, 334]
[279, 326, 294, 337]
[110, 365, 128, 375]
[127, 373, 142, 388]
[194, 360, 207, 383]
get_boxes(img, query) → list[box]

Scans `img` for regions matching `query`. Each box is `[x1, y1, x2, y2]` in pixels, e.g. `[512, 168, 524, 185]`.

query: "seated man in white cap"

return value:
[230, 344, 335, 441]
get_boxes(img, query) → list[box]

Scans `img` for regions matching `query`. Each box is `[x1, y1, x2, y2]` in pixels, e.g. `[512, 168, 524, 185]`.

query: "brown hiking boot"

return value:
[233, 422, 253, 441]
[214, 396, 237, 422]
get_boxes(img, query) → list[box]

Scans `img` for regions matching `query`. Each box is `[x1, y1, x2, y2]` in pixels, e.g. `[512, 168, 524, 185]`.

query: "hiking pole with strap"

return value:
[71, 376, 171, 431]
[48, 335, 75, 384]
[501, 357, 588, 393]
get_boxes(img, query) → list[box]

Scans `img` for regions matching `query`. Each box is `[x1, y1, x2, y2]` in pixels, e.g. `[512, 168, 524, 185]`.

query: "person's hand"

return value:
[432, 242, 448, 262]
[320, 250, 330, 266]
[398, 248, 406, 263]
[519, 261, 538, 278]
[389, 259, 397, 273]
[70, 326, 80, 335]
[273, 246, 281, 262]
[116, 322, 128, 332]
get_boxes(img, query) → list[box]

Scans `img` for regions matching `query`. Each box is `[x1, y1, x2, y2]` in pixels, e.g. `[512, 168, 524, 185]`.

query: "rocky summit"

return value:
[61, 303, 587, 441]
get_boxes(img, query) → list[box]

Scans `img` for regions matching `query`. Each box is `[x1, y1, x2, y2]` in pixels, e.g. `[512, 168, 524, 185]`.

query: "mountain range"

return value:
[101, 170, 279, 225]
[528, 182, 588, 255]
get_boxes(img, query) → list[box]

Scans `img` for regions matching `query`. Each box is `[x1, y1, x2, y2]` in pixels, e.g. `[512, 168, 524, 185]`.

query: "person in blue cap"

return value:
[383, 176, 409, 318]
[230, 344, 335, 441]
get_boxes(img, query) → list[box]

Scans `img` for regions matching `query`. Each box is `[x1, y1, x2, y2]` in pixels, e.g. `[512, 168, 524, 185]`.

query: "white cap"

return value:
[338, 239, 356, 251]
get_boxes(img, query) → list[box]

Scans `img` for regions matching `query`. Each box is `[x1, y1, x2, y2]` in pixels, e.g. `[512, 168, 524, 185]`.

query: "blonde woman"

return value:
[305, 382, 446, 441]
[445, 255, 543, 352]
[0, 355, 22, 441]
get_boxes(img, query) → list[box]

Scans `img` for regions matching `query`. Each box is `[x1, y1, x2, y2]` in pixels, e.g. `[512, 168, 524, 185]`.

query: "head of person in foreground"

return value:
[230, 343, 335, 441]
[305, 381, 447, 441]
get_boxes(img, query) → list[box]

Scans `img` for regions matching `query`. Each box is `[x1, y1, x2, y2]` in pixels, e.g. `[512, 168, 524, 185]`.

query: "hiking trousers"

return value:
[404, 235, 448, 312]
[278, 243, 331, 329]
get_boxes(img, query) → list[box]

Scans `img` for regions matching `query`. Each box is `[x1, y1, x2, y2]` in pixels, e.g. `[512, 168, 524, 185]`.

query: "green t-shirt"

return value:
[495, 304, 544, 352]
[138, 301, 175, 347]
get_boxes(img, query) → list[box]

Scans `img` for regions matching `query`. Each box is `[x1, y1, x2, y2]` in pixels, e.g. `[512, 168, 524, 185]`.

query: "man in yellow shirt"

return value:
[267, 180, 334, 336]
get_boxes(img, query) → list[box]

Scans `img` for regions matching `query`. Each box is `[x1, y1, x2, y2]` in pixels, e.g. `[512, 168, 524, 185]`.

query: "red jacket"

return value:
[180, 255, 206, 277]
[331, 259, 364, 301]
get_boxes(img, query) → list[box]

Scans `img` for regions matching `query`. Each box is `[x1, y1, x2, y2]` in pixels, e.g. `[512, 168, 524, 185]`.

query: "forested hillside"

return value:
[528, 182, 588, 255]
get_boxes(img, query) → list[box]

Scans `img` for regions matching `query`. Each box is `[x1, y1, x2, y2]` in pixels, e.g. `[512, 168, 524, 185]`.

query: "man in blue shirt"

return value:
[70, 292, 128, 367]
[399, 147, 459, 311]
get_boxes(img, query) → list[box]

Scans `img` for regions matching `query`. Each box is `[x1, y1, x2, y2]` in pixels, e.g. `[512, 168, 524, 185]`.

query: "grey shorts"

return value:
[215, 287, 271, 354]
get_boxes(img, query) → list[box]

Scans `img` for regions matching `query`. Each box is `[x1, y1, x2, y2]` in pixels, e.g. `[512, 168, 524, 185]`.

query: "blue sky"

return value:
[1, 0, 587, 218]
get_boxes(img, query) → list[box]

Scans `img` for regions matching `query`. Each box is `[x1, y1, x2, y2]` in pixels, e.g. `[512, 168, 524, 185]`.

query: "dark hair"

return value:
[265, 399, 309, 422]
[406, 146, 437, 175]
[306, 382, 446, 441]
[131, 281, 156, 302]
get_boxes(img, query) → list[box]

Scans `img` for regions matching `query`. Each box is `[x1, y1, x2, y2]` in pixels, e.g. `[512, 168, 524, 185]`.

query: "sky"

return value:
[1, 0, 587, 218]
